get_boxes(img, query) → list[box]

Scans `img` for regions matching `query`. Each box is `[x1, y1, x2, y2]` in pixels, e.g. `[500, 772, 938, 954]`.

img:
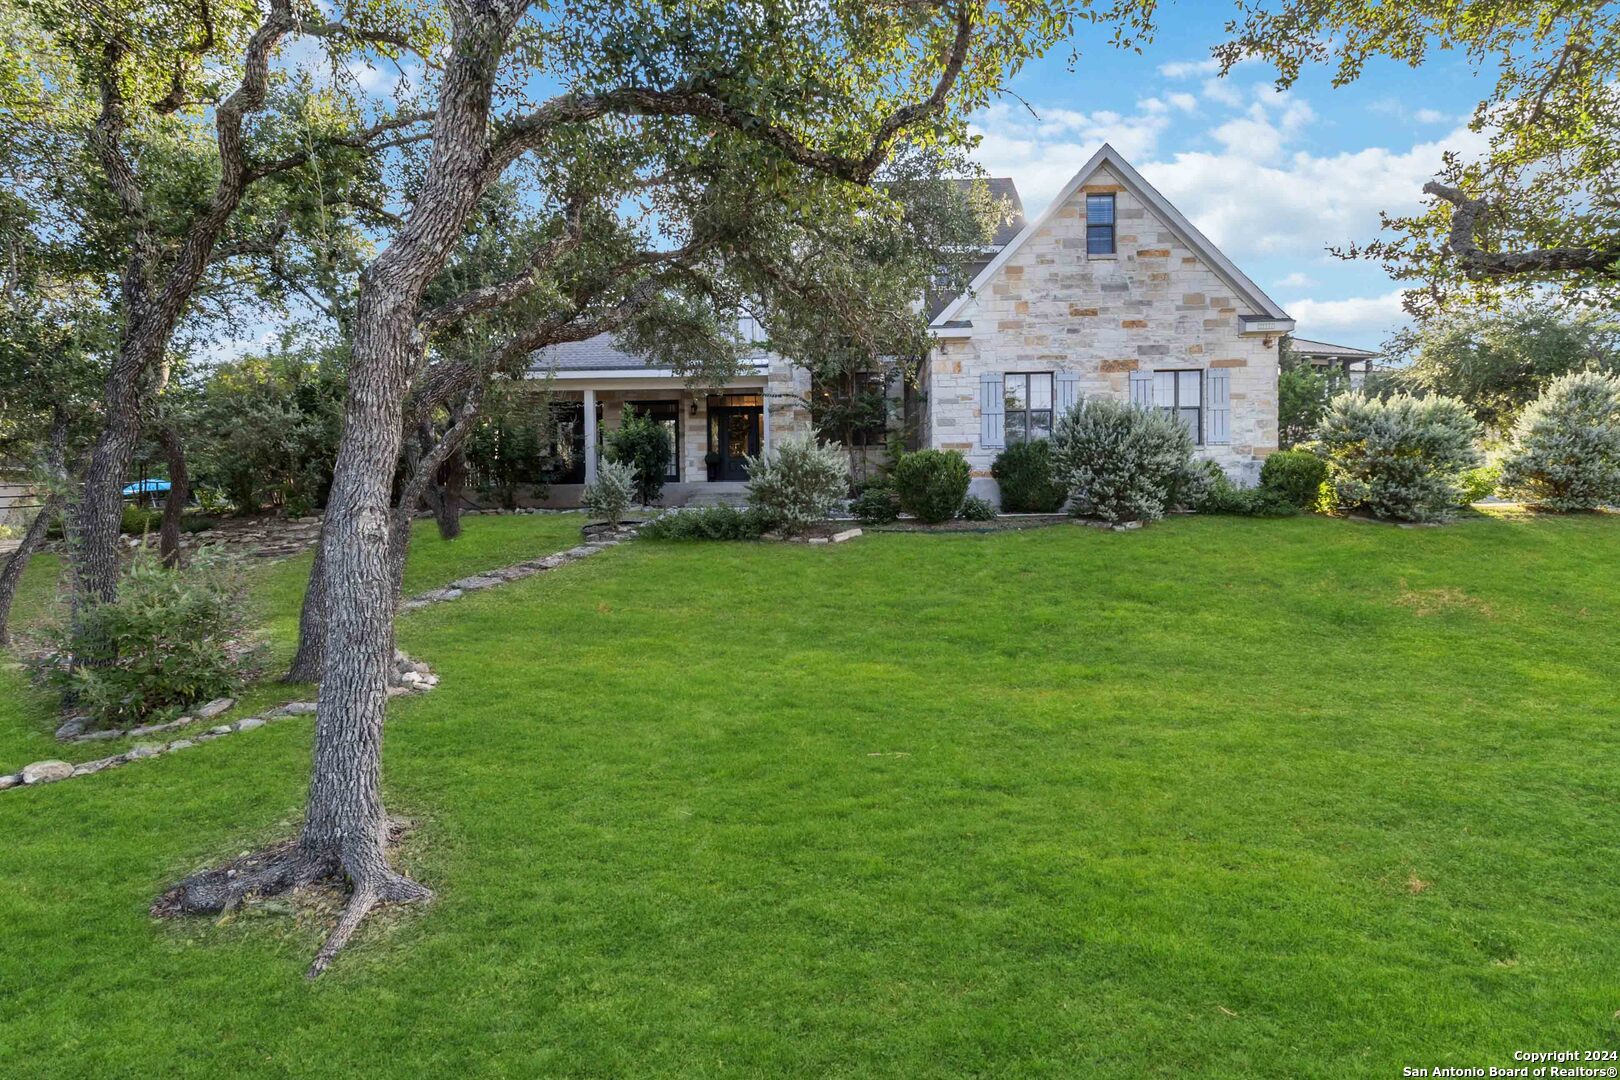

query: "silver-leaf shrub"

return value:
[1049, 397, 1195, 523]
[1499, 371, 1620, 510]
[582, 459, 637, 525]
[1316, 393, 1481, 522]
[745, 438, 847, 534]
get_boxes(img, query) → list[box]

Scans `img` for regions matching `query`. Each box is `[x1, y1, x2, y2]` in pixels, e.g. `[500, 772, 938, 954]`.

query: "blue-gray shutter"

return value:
[980, 373, 1005, 449]
[1128, 369, 1153, 408]
[1205, 368, 1231, 445]
[1054, 371, 1080, 416]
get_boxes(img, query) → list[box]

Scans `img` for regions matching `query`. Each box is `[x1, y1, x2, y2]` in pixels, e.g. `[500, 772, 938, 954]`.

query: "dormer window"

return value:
[1086, 193, 1115, 255]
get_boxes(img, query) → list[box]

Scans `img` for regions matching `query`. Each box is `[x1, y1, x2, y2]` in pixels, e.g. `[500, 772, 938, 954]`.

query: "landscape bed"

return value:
[0, 510, 1616, 1077]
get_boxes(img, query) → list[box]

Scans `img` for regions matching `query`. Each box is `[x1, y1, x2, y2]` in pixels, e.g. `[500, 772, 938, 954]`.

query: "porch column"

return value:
[583, 388, 598, 484]
[761, 393, 772, 454]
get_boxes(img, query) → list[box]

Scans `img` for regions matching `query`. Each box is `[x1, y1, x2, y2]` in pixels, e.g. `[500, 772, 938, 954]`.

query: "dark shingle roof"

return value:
[1289, 337, 1378, 358]
[529, 335, 651, 372]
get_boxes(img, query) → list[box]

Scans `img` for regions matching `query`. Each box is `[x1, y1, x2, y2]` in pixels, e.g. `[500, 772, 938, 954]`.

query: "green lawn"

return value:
[2, 511, 1617, 1077]
[0, 512, 587, 766]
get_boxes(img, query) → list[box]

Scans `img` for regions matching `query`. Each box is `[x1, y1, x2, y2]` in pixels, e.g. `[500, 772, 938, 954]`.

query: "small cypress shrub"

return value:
[1498, 371, 1620, 510]
[1049, 398, 1194, 524]
[892, 449, 970, 523]
[1259, 449, 1328, 510]
[990, 440, 1067, 512]
[1316, 393, 1481, 522]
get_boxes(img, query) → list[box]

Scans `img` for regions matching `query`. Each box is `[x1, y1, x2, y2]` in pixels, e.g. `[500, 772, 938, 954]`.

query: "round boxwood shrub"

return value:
[1498, 370, 1620, 510]
[1259, 449, 1327, 510]
[958, 494, 997, 521]
[892, 449, 970, 523]
[849, 481, 899, 524]
[990, 440, 1068, 512]
[1049, 398, 1194, 523]
[1316, 392, 1481, 522]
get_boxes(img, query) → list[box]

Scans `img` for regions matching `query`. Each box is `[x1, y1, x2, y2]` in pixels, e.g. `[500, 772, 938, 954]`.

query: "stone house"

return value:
[925, 144, 1292, 496]
[521, 144, 1291, 507]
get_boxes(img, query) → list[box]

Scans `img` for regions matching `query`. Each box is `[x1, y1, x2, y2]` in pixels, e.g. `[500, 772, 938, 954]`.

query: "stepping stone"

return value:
[831, 528, 863, 543]
[72, 757, 119, 776]
[234, 718, 266, 732]
[21, 760, 73, 785]
[125, 744, 164, 760]
[195, 698, 235, 719]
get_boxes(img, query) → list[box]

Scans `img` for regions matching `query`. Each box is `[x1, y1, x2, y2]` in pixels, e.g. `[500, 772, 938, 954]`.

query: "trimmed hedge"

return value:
[990, 440, 1067, 512]
[1259, 449, 1327, 510]
[893, 449, 970, 523]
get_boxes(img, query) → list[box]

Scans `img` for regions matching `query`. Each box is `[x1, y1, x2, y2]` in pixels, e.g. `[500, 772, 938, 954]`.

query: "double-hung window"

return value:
[1153, 369, 1203, 444]
[1004, 373, 1054, 443]
[1086, 193, 1116, 255]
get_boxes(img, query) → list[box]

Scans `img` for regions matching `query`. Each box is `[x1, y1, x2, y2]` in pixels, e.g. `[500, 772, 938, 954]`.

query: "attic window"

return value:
[1086, 194, 1116, 255]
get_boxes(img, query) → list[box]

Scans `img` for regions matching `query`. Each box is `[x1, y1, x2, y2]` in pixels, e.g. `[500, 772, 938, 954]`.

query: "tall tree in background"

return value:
[156, 0, 1116, 977]
[5, 0, 426, 625]
[1219, 1, 1620, 313]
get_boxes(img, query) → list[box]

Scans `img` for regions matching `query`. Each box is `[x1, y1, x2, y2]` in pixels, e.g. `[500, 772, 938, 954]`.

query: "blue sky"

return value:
[967, 6, 1492, 349]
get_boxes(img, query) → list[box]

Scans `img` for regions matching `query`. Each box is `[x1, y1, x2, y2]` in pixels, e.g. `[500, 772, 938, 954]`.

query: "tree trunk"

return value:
[154, 9, 515, 975]
[433, 446, 465, 540]
[0, 492, 61, 649]
[156, 424, 189, 567]
[71, 339, 152, 613]
[284, 534, 326, 683]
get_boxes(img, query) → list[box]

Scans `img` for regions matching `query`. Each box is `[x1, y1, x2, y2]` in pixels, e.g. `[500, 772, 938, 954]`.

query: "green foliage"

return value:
[1191, 461, 1299, 517]
[582, 460, 637, 526]
[605, 406, 672, 506]
[1382, 306, 1620, 431]
[990, 440, 1068, 513]
[1050, 399, 1195, 524]
[1317, 393, 1483, 522]
[1458, 463, 1502, 504]
[849, 481, 901, 525]
[744, 438, 848, 535]
[1220, 3, 1620, 310]
[1498, 371, 1620, 510]
[188, 346, 346, 515]
[37, 549, 261, 728]
[957, 494, 997, 521]
[120, 506, 162, 535]
[1260, 449, 1329, 510]
[892, 449, 970, 523]
[639, 505, 771, 541]
[1278, 344, 1353, 448]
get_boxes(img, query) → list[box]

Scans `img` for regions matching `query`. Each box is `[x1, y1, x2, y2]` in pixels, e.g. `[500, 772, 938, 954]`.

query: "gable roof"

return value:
[929, 144, 1291, 328]
[1288, 337, 1378, 359]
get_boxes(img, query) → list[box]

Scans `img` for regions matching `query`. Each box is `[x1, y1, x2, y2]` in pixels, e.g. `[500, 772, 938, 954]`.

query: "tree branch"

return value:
[247, 112, 436, 182]
[1425, 181, 1620, 276]
[486, 4, 975, 184]
[418, 198, 587, 329]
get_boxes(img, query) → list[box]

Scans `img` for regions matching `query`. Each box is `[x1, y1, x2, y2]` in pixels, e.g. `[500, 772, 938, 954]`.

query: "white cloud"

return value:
[969, 100, 1171, 210]
[1413, 108, 1450, 124]
[1167, 92, 1199, 112]
[1276, 271, 1318, 290]
[1201, 78, 1245, 107]
[1284, 291, 1409, 343]
[1160, 57, 1221, 79]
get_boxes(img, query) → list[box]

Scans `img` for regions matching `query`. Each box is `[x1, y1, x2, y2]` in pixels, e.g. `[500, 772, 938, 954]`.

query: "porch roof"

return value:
[528, 332, 770, 377]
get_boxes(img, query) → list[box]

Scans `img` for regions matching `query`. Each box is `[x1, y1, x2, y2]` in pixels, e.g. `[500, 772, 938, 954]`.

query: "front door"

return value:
[709, 404, 762, 482]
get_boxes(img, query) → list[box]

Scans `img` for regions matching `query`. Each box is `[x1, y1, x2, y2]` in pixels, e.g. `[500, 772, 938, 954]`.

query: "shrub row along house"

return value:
[525, 145, 1295, 507]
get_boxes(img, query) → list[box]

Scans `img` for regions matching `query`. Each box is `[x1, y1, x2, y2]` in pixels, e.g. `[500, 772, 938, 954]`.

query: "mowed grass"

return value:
[0, 512, 587, 766]
[1, 511, 1617, 1077]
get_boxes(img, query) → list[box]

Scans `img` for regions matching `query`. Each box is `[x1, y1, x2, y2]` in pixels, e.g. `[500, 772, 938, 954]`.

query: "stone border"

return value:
[1, 653, 438, 792]
[398, 532, 628, 613]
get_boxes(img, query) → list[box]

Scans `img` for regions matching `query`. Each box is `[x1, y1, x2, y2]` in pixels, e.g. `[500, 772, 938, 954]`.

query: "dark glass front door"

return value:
[709, 405, 762, 482]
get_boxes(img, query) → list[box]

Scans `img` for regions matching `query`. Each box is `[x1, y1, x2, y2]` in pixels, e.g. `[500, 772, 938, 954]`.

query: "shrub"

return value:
[848, 482, 900, 524]
[121, 505, 162, 534]
[1457, 462, 1502, 504]
[39, 549, 262, 728]
[1049, 398, 1194, 524]
[640, 505, 771, 541]
[1260, 449, 1328, 510]
[958, 494, 997, 521]
[990, 440, 1067, 513]
[744, 438, 847, 535]
[582, 460, 637, 525]
[1498, 371, 1620, 510]
[1316, 393, 1482, 522]
[605, 406, 673, 506]
[892, 449, 970, 523]
[1191, 462, 1297, 517]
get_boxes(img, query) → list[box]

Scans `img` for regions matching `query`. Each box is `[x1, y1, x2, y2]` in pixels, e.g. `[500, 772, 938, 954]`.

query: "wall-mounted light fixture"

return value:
[689, 400, 699, 416]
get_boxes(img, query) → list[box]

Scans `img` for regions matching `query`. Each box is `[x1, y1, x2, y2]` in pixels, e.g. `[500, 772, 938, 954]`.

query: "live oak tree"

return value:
[151, 0, 1133, 977]
[1217, 0, 1620, 314]
[5, 0, 431, 628]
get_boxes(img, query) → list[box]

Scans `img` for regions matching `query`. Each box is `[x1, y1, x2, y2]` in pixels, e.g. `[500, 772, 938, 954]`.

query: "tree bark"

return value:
[156, 423, 189, 567]
[284, 533, 326, 682]
[433, 446, 465, 540]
